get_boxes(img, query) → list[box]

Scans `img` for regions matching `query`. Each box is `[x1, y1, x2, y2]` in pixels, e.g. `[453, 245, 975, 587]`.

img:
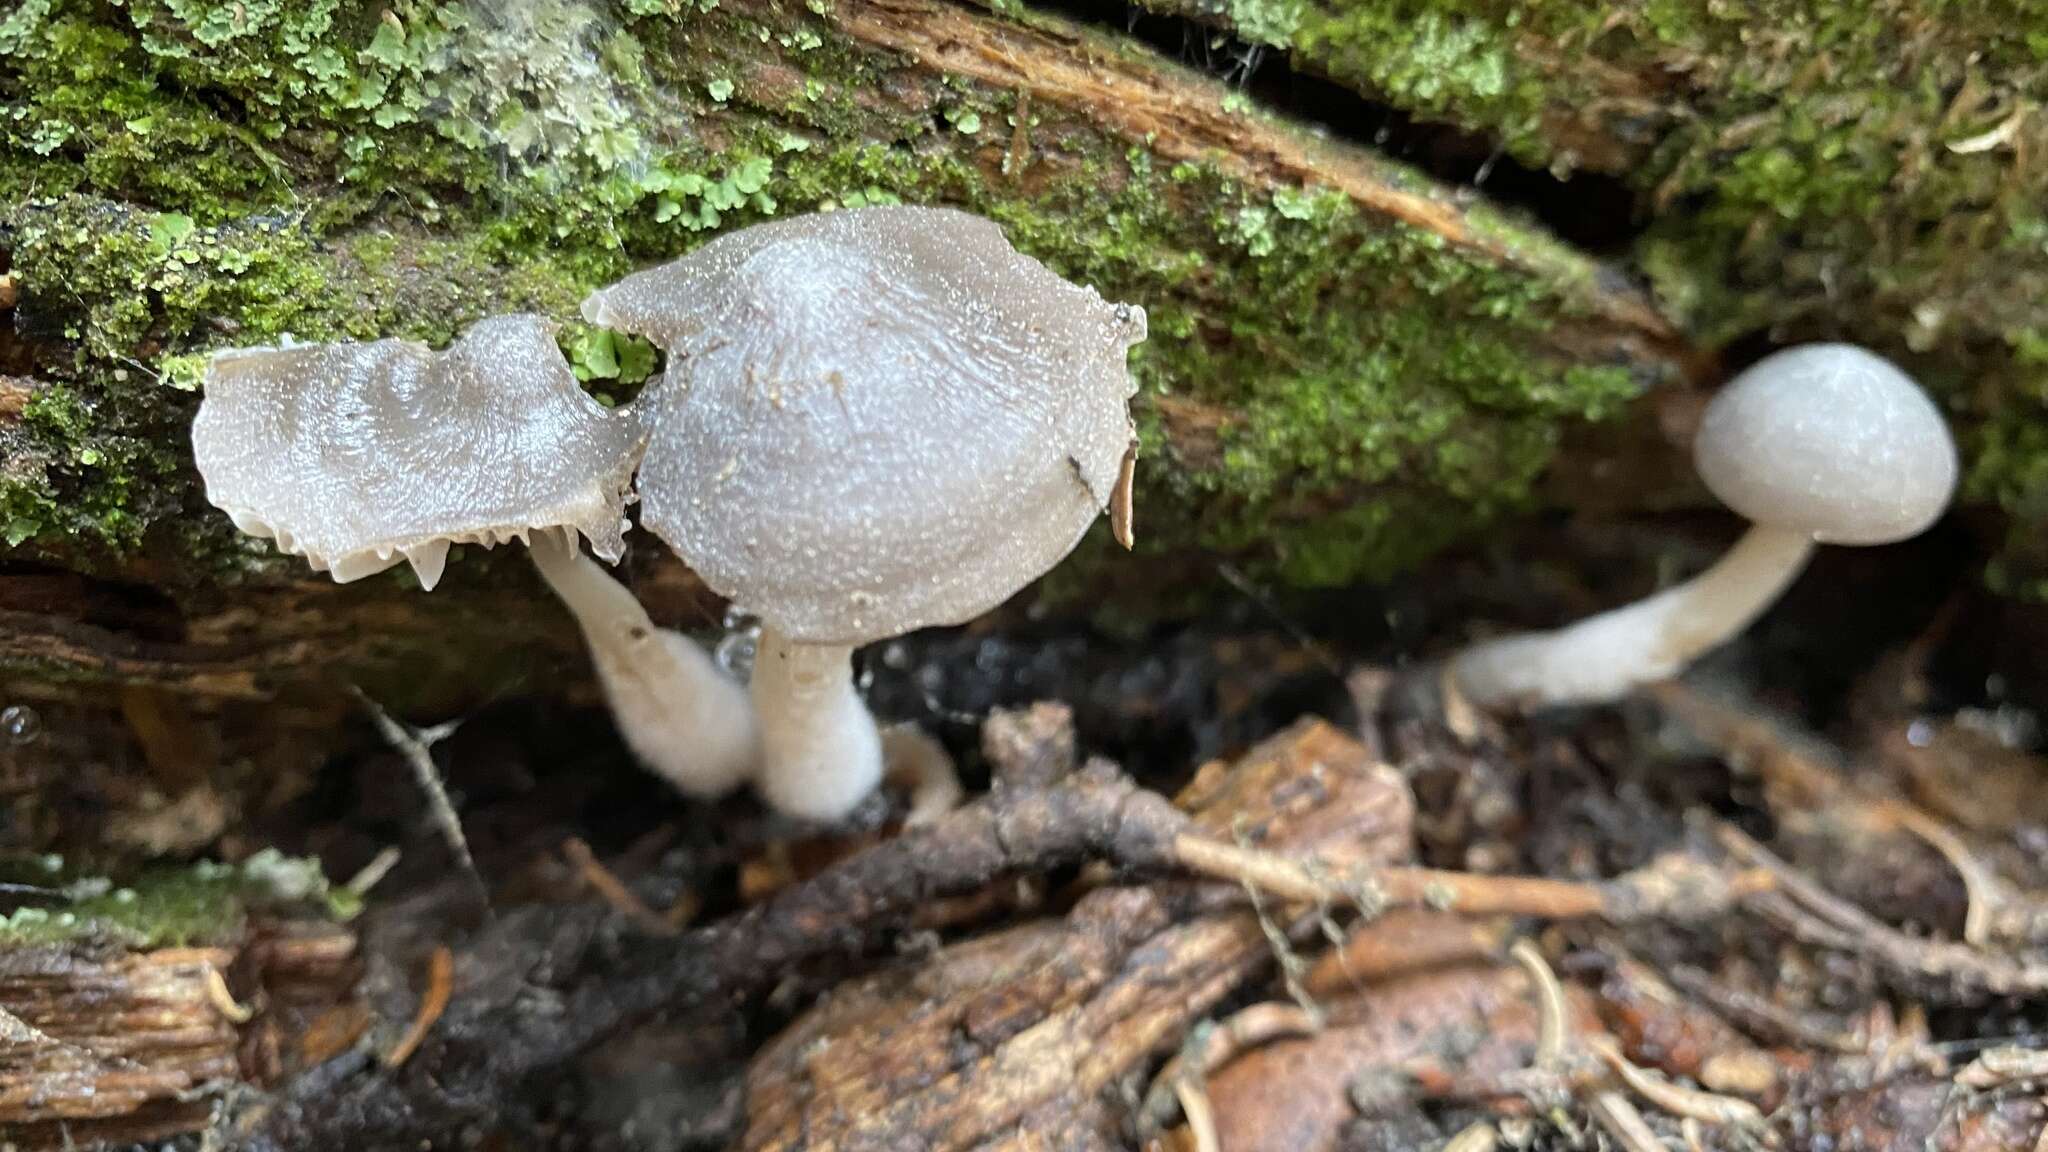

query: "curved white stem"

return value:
[1449, 524, 1816, 711]
[750, 626, 883, 821]
[528, 529, 758, 797]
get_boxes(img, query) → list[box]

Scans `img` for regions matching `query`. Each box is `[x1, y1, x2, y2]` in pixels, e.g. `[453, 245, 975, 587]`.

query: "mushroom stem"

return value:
[750, 626, 884, 821]
[1450, 524, 1816, 710]
[528, 529, 758, 798]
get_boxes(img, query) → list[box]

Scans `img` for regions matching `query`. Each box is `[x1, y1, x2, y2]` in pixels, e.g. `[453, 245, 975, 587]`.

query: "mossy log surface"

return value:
[0, 0, 2039, 708]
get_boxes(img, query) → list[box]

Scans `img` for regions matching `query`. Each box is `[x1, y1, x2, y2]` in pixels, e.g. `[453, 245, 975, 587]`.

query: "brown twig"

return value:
[1955, 1045, 2048, 1090]
[383, 947, 453, 1069]
[236, 761, 1764, 1151]
[1654, 681, 2020, 948]
[1305, 909, 1507, 996]
[1660, 963, 1861, 1054]
[562, 838, 681, 937]
[1172, 834, 1762, 923]
[238, 764, 1188, 1149]
[356, 690, 487, 914]
[1885, 802, 2002, 947]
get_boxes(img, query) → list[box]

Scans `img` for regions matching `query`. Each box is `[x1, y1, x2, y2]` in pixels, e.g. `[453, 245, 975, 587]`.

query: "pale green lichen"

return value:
[0, 848, 359, 948]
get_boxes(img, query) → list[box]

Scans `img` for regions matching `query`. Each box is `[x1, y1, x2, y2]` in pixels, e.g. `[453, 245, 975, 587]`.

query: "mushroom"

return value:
[584, 205, 1146, 820]
[193, 313, 759, 798]
[1449, 343, 1959, 711]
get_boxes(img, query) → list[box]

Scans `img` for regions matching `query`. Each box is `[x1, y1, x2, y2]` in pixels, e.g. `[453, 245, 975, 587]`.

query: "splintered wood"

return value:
[0, 924, 357, 1149]
[741, 718, 1414, 1152]
[0, 947, 239, 1138]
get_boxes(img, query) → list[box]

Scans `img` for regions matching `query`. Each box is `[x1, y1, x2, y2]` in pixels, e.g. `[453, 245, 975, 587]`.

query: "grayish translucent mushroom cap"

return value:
[585, 205, 1146, 646]
[193, 313, 646, 589]
[1692, 343, 1958, 546]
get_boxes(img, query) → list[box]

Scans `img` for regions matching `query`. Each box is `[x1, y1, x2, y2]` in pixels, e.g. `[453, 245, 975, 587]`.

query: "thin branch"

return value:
[1714, 820, 2048, 1001]
[1170, 834, 1762, 923]
[353, 689, 486, 913]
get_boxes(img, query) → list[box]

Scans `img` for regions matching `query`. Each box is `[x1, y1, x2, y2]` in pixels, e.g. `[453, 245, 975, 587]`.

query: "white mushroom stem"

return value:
[528, 529, 758, 798]
[1449, 524, 1816, 711]
[750, 626, 884, 821]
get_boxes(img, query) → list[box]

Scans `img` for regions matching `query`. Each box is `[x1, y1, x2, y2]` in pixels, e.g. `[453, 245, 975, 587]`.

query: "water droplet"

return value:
[973, 639, 1009, 673]
[715, 622, 761, 681]
[1906, 719, 1934, 748]
[2, 705, 42, 745]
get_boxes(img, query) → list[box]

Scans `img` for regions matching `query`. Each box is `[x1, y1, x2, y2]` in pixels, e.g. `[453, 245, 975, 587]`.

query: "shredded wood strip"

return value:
[1509, 938, 1567, 1070]
[1442, 1121, 1500, 1152]
[1590, 1036, 1766, 1129]
[204, 965, 254, 1024]
[564, 837, 681, 936]
[384, 946, 454, 1068]
[1174, 1077, 1221, 1152]
[1589, 1089, 1667, 1152]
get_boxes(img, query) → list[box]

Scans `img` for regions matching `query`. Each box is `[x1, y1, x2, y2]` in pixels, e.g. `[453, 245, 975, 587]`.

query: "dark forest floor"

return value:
[5, 513, 2048, 1152]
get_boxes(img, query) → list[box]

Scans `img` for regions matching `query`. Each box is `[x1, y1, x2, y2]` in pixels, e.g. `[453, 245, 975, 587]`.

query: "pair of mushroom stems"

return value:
[526, 530, 760, 799]
[527, 532, 909, 821]
[1449, 524, 1816, 710]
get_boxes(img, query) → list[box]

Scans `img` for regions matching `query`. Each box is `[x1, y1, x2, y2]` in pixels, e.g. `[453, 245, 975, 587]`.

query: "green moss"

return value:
[1970, 399, 2048, 598]
[1298, 7, 1540, 158]
[0, 848, 359, 948]
[1134, 0, 2048, 586]
[0, 0, 1656, 593]
[0, 192, 603, 564]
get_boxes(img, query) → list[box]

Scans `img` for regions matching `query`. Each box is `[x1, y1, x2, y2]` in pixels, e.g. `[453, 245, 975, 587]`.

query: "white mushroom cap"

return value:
[193, 313, 646, 589]
[1693, 343, 1958, 546]
[588, 206, 1146, 645]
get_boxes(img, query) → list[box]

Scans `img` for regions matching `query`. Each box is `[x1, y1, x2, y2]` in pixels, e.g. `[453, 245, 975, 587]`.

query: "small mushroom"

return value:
[586, 205, 1146, 819]
[1449, 343, 1958, 711]
[193, 313, 759, 798]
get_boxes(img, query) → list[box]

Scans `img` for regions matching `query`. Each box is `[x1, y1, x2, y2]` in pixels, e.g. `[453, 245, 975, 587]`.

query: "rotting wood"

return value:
[230, 713, 1774, 1151]
[1194, 963, 1606, 1152]
[231, 760, 1194, 1151]
[740, 717, 1415, 1152]
[0, 921, 357, 1150]
[0, 946, 238, 1127]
